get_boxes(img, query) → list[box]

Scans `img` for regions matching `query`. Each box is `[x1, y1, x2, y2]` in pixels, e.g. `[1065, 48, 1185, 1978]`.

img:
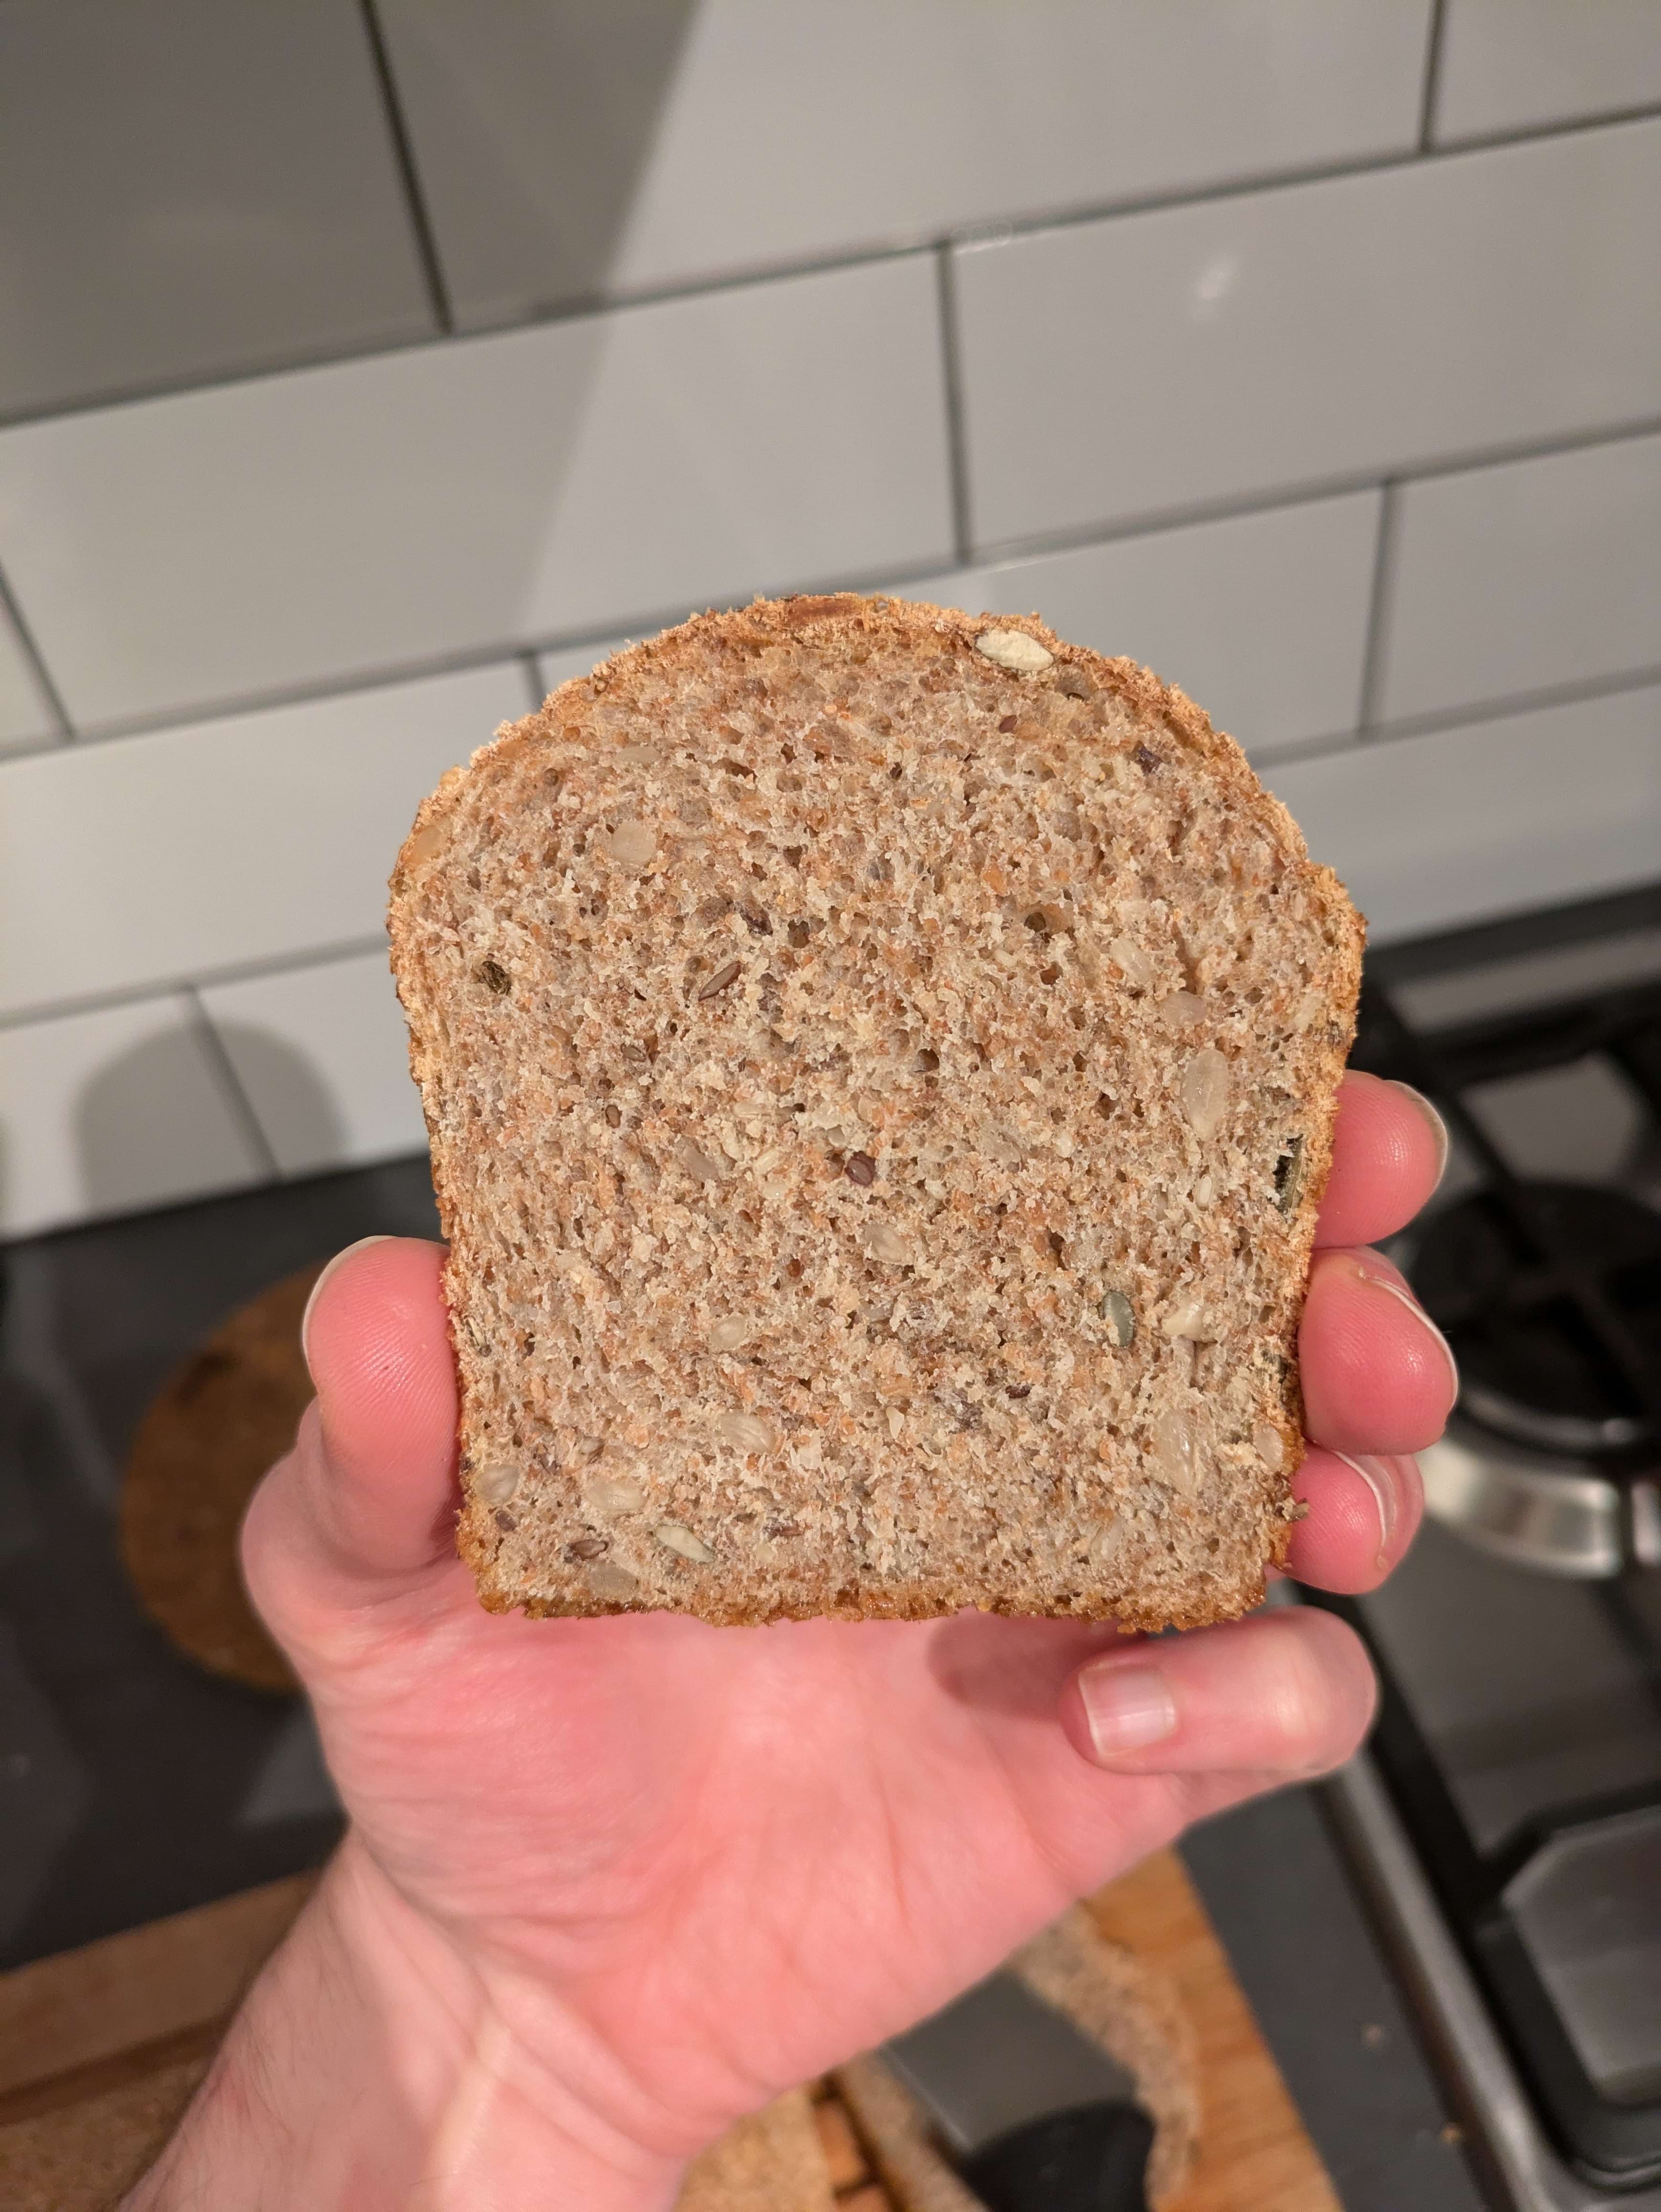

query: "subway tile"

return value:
[0, 0, 434, 420]
[954, 118, 1661, 548]
[0, 598, 56, 752]
[199, 953, 427, 1178]
[1377, 431, 1661, 725]
[0, 663, 524, 1024]
[0, 258, 951, 729]
[379, 0, 1431, 326]
[1266, 686, 1661, 945]
[1433, 0, 1661, 143]
[905, 491, 1380, 755]
[0, 997, 264, 1240]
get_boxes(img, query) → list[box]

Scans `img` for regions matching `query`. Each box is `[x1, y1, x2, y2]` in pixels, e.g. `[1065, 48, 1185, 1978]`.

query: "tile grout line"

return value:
[0, 558, 75, 742]
[933, 243, 975, 568]
[1355, 480, 1402, 734]
[181, 985, 284, 1182]
[0, 935, 391, 1038]
[0, 102, 1658, 436]
[1416, 0, 1449, 154]
[6, 407, 1660, 771]
[1252, 659, 1661, 770]
[357, 0, 454, 337]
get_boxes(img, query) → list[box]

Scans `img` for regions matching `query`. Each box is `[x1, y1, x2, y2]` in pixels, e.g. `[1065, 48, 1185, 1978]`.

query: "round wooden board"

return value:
[120, 1264, 327, 1694]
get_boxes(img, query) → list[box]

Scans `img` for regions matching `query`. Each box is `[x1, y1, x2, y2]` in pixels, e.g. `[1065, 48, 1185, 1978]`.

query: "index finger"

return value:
[1314, 1071, 1448, 1249]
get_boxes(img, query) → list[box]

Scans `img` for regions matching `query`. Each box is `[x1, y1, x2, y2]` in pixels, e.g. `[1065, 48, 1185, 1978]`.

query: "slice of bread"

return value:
[389, 595, 1362, 1630]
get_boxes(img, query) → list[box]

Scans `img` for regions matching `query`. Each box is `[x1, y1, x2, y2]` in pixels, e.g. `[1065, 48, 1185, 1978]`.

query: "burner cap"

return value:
[1408, 1182, 1661, 1459]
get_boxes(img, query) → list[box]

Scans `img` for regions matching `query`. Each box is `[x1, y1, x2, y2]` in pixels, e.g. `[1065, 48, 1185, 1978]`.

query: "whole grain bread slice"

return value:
[388, 595, 1362, 1630]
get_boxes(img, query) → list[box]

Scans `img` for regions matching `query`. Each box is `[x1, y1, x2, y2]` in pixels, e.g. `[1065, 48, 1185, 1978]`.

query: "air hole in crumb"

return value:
[1046, 1229, 1067, 1265]
[478, 959, 510, 995]
[1039, 962, 1061, 984]
[783, 845, 805, 868]
[998, 715, 1018, 733]
[787, 919, 811, 947]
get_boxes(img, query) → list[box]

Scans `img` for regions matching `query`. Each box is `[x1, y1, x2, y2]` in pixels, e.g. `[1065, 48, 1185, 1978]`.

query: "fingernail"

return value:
[300, 1237, 395, 1374]
[1335, 1452, 1402, 1571]
[1078, 1662, 1178, 1762]
[1352, 1259, 1460, 1400]
[1388, 1081, 1450, 1191]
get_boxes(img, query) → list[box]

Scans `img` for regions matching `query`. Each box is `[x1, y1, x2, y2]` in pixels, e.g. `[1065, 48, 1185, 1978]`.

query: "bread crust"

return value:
[390, 595, 1362, 1630]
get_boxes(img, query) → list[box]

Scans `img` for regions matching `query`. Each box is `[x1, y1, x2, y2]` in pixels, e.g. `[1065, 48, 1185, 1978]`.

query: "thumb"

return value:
[244, 1237, 461, 1613]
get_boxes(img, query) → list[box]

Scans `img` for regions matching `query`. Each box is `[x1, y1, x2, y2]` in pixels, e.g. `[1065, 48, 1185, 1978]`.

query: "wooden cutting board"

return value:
[0, 1851, 1334, 2210]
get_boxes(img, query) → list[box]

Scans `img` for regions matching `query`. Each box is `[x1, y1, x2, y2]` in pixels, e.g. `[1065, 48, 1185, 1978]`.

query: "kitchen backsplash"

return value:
[1, 0, 1657, 1239]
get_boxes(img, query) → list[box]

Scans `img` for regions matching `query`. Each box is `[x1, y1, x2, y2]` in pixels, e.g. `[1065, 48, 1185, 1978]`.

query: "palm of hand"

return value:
[292, 1545, 1196, 2135]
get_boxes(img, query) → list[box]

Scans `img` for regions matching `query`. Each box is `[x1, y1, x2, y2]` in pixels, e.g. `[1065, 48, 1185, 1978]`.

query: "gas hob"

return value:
[1315, 881, 1661, 2208]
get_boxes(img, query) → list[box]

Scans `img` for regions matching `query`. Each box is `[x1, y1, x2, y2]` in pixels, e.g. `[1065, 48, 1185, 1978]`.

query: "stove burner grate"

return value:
[1410, 1183, 1661, 1460]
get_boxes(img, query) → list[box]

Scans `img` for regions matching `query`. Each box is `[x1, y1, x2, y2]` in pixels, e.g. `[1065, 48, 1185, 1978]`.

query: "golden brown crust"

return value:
[390, 595, 1362, 1631]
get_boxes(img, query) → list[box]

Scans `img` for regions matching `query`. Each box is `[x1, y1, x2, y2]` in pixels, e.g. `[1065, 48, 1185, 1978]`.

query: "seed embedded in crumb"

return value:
[655, 1522, 716, 1563]
[1148, 1408, 1205, 1497]
[675, 1136, 725, 1182]
[1274, 1135, 1307, 1215]
[473, 1462, 520, 1506]
[998, 714, 1018, 732]
[1099, 1292, 1136, 1348]
[603, 818, 656, 868]
[565, 1536, 608, 1561]
[975, 628, 1053, 675]
[698, 958, 742, 1000]
[1088, 1518, 1125, 1568]
[1158, 990, 1207, 1030]
[864, 1220, 910, 1266]
[709, 1316, 756, 1354]
[846, 1151, 876, 1187]
[408, 819, 446, 863]
[1182, 1047, 1230, 1141]
[587, 1474, 646, 1515]
[1108, 935, 1153, 989]
[1161, 1295, 1209, 1341]
[478, 958, 510, 995]
[493, 1508, 517, 1533]
[1056, 666, 1094, 700]
[1253, 1422, 1286, 1471]
[717, 1410, 774, 1455]
[587, 1561, 639, 1601]
[1133, 743, 1162, 774]
[603, 1104, 621, 1128]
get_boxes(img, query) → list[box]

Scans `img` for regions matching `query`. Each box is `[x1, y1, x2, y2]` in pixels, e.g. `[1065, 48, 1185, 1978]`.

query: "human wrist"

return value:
[126, 1832, 687, 2212]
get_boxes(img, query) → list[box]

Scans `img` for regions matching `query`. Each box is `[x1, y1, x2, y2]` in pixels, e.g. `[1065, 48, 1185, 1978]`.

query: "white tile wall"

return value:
[0, 257, 951, 730]
[1433, 0, 1661, 143]
[1377, 430, 1661, 725]
[0, 996, 262, 1239]
[0, 662, 523, 1022]
[905, 491, 1381, 757]
[1269, 684, 1661, 944]
[6, 26, 1660, 1242]
[954, 118, 1661, 547]
[200, 951, 427, 1176]
[381, 0, 1433, 324]
[0, 600, 57, 752]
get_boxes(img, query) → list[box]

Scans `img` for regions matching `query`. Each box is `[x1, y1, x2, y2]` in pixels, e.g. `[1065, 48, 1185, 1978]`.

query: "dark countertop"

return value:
[0, 1155, 1488, 2206]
